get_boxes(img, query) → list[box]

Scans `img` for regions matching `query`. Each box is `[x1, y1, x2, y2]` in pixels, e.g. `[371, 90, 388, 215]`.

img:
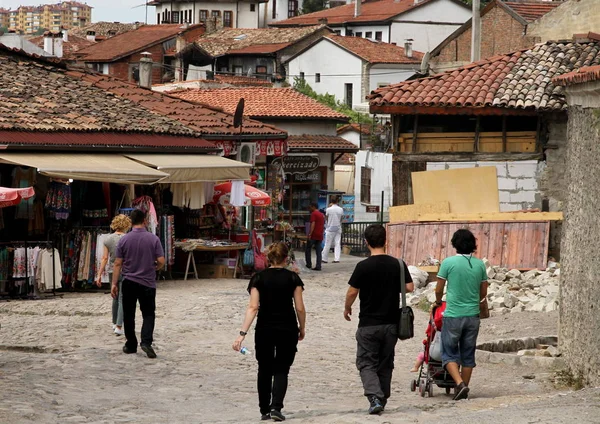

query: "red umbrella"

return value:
[0, 186, 35, 208]
[213, 182, 271, 206]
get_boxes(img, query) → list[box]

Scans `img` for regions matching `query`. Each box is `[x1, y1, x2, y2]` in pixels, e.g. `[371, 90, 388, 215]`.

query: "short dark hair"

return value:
[309, 202, 318, 209]
[451, 229, 477, 254]
[130, 209, 147, 226]
[331, 196, 339, 204]
[364, 224, 386, 248]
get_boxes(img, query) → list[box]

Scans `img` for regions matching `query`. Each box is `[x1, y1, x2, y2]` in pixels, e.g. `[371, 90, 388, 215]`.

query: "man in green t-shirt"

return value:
[435, 229, 488, 401]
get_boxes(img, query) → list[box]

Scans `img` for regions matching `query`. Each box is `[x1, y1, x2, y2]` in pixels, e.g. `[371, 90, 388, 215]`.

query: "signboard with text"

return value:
[292, 171, 321, 183]
[365, 205, 380, 213]
[272, 155, 320, 174]
[341, 194, 355, 223]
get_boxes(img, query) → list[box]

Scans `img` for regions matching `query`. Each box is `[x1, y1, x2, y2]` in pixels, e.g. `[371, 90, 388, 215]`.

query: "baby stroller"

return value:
[410, 302, 456, 397]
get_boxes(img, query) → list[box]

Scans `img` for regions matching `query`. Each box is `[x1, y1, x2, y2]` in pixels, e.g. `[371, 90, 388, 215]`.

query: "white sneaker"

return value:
[114, 326, 124, 336]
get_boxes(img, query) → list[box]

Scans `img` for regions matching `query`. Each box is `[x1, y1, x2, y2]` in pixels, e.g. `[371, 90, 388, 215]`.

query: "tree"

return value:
[33, 27, 48, 36]
[302, 0, 328, 14]
[0, 26, 8, 34]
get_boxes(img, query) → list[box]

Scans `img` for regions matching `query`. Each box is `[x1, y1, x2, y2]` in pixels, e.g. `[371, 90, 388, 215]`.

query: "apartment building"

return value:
[2, 2, 92, 34]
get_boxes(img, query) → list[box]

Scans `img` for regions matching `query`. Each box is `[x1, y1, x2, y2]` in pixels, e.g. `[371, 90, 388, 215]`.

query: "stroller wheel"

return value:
[410, 380, 417, 392]
[428, 383, 434, 398]
[419, 380, 426, 397]
[445, 387, 451, 395]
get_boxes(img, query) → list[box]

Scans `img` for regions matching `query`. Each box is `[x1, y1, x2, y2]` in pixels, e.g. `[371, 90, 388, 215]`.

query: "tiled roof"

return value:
[369, 41, 600, 112]
[553, 65, 600, 87]
[271, 0, 450, 26]
[167, 87, 349, 121]
[287, 135, 359, 152]
[193, 26, 329, 57]
[76, 24, 203, 62]
[29, 33, 95, 59]
[337, 123, 371, 135]
[70, 21, 142, 39]
[0, 45, 285, 142]
[503, 1, 564, 22]
[325, 35, 423, 64]
[153, 75, 273, 91]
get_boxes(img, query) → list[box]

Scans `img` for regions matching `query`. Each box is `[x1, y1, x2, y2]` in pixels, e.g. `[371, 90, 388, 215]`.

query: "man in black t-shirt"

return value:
[344, 224, 414, 415]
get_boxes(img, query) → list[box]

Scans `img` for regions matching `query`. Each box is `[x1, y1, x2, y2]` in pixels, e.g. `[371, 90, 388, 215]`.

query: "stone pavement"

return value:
[0, 253, 598, 423]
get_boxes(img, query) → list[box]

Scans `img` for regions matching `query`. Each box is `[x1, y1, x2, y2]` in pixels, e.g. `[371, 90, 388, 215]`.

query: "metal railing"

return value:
[341, 221, 388, 256]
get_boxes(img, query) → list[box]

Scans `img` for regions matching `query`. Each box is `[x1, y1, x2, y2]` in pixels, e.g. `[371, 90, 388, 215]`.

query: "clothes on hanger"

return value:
[46, 181, 72, 220]
[132, 195, 158, 234]
[35, 248, 63, 292]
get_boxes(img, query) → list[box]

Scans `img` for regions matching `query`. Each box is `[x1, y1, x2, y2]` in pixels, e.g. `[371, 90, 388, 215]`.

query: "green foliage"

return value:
[302, 0, 328, 14]
[460, 0, 492, 6]
[33, 27, 48, 36]
[292, 77, 373, 127]
[0, 26, 8, 33]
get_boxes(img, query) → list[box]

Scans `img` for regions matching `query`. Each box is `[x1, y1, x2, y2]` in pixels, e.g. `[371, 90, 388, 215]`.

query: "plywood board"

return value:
[386, 221, 550, 270]
[411, 167, 500, 213]
[389, 201, 450, 223]
[417, 212, 563, 222]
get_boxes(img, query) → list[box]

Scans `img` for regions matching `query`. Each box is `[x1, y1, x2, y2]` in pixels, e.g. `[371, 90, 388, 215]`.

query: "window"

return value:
[288, 0, 298, 18]
[211, 10, 221, 20]
[250, 4, 256, 12]
[199, 10, 208, 23]
[315, 73, 321, 83]
[183, 10, 187, 22]
[345, 83, 353, 108]
[233, 66, 243, 75]
[299, 71, 305, 80]
[256, 65, 267, 74]
[171, 10, 180, 23]
[189, 9, 193, 22]
[360, 167, 372, 204]
[334, 30, 341, 35]
[375, 31, 382, 41]
[223, 11, 233, 27]
[365, 31, 372, 39]
[157, 13, 160, 24]
[272, 1, 276, 19]
[355, 32, 362, 37]
[346, 29, 353, 36]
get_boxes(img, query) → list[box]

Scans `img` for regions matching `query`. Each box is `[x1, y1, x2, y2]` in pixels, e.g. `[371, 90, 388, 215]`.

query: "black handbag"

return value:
[398, 259, 414, 340]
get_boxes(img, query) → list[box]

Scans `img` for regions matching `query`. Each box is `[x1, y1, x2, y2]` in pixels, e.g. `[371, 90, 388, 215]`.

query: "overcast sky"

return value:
[0, 1, 157, 24]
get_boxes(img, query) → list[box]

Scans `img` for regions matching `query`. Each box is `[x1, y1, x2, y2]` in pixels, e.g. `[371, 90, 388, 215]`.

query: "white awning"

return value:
[126, 154, 251, 183]
[0, 153, 169, 184]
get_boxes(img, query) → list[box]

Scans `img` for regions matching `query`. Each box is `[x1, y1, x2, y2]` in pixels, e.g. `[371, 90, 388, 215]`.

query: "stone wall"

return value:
[425, 160, 544, 211]
[559, 104, 600, 387]
[528, 0, 600, 42]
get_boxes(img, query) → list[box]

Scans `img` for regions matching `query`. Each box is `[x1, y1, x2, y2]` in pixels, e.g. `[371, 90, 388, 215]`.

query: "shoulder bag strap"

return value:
[399, 258, 406, 308]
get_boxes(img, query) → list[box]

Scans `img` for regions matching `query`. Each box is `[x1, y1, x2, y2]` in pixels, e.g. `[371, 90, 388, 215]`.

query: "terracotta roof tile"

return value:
[29, 33, 95, 59]
[194, 26, 330, 57]
[76, 24, 203, 62]
[337, 123, 371, 135]
[287, 135, 359, 152]
[272, 0, 448, 26]
[369, 41, 600, 111]
[167, 87, 349, 121]
[325, 35, 423, 64]
[70, 22, 142, 39]
[0, 45, 286, 142]
[553, 65, 600, 86]
[503, 1, 564, 22]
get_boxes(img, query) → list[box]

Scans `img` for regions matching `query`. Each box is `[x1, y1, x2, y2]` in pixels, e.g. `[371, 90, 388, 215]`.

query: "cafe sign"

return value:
[273, 155, 320, 174]
[293, 171, 321, 183]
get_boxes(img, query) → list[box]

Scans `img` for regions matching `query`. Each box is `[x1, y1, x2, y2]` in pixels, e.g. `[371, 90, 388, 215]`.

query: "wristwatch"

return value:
[239, 330, 248, 336]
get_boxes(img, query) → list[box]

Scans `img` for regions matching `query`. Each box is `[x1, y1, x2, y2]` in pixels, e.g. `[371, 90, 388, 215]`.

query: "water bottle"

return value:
[240, 347, 252, 355]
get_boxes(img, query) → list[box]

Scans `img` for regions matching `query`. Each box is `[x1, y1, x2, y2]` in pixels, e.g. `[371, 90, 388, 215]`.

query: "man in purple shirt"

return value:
[112, 209, 165, 359]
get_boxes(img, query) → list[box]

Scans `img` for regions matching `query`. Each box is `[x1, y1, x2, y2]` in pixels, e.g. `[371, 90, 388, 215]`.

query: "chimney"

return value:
[53, 32, 63, 58]
[139, 52, 153, 89]
[86, 30, 96, 42]
[318, 18, 328, 25]
[62, 28, 68, 42]
[43, 31, 53, 54]
[354, 0, 361, 18]
[404, 39, 413, 58]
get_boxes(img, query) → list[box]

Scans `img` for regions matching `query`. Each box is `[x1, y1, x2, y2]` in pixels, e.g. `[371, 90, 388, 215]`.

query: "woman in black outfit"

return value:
[233, 242, 306, 422]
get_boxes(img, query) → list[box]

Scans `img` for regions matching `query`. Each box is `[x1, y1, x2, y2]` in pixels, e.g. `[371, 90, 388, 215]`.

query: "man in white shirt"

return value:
[323, 197, 344, 263]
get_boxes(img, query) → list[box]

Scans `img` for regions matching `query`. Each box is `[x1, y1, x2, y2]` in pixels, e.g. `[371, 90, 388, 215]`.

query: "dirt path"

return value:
[0, 254, 597, 423]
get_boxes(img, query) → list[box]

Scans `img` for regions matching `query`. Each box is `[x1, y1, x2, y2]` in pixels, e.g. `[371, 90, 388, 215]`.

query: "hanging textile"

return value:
[12, 247, 26, 279]
[132, 195, 158, 234]
[230, 180, 245, 207]
[46, 181, 72, 220]
[82, 181, 108, 219]
[158, 215, 175, 268]
[35, 248, 63, 292]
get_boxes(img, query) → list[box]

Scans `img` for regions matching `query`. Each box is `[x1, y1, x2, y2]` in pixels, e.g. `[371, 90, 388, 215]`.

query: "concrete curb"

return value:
[476, 349, 566, 369]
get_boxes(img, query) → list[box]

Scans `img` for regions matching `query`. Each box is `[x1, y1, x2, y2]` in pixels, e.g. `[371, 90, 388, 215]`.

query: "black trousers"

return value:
[122, 278, 156, 350]
[356, 324, 398, 400]
[255, 328, 298, 415]
[304, 239, 323, 269]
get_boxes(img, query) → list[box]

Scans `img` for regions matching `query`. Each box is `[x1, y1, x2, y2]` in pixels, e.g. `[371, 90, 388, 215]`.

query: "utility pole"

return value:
[471, 0, 481, 62]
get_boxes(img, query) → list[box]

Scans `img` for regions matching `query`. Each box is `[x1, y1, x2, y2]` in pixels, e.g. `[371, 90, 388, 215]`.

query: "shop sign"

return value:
[365, 205, 380, 213]
[293, 171, 321, 183]
[273, 155, 319, 174]
[257, 140, 287, 157]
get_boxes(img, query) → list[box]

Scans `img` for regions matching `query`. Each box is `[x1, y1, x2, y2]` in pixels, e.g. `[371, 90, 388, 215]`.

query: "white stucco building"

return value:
[354, 151, 393, 222]
[271, 0, 471, 54]
[284, 35, 422, 109]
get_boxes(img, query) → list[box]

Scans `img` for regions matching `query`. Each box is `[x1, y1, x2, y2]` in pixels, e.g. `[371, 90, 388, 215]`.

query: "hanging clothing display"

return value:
[12, 247, 26, 279]
[82, 181, 108, 218]
[12, 167, 36, 219]
[230, 180, 245, 207]
[35, 248, 63, 292]
[46, 181, 72, 220]
[132, 195, 158, 234]
[170, 183, 214, 210]
[57, 228, 109, 288]
[159, 215, 175, 268]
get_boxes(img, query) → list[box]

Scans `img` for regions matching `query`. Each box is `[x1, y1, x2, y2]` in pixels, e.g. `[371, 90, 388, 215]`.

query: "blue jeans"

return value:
[441, 316, 480, 368]
[305, 239, 322, 269]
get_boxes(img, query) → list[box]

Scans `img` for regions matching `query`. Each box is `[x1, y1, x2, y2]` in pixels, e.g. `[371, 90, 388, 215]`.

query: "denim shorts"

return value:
[441, 316, 480, 368]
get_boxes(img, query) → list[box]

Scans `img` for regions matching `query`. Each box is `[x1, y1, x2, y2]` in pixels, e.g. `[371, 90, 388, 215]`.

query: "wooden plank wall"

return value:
[398, 131, 536, 153]
[386, 221, 550, 270]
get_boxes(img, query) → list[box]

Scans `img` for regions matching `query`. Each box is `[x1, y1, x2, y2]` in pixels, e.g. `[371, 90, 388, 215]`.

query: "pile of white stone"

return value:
[407, 260, 560, 314]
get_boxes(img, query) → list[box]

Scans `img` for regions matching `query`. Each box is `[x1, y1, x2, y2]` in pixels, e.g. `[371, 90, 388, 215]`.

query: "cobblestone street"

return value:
[1, 255, 599, 423]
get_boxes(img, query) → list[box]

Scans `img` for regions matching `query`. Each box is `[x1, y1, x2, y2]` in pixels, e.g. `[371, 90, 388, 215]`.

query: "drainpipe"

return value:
[471, 0, 481, 61]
